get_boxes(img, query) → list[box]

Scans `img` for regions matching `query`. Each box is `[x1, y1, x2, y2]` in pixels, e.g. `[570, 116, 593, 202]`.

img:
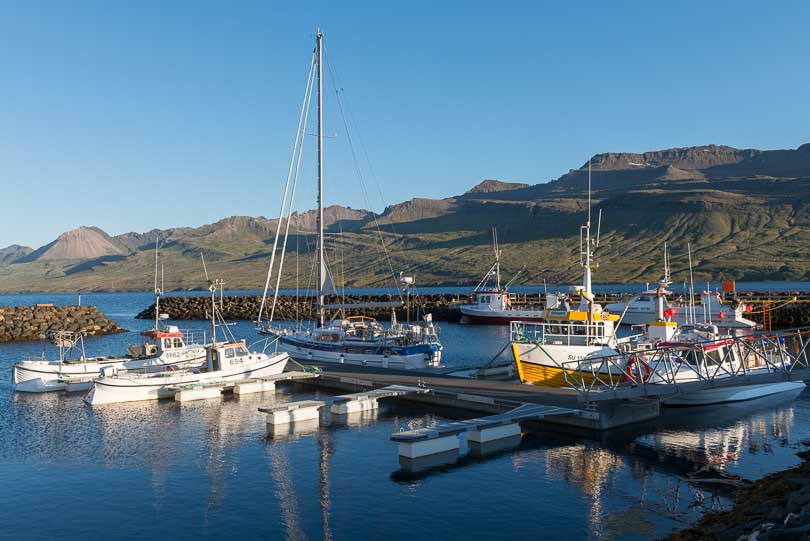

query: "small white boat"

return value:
[85, 279, 288, 405]
[84, 339, 288, 405]
[13, 326, 206, 393]
[460, 228, 544, 325]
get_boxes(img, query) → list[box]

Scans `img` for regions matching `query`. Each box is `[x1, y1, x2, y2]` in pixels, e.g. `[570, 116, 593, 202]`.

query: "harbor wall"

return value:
[0, 305, 125, 343]
[135, 292, 810, 329]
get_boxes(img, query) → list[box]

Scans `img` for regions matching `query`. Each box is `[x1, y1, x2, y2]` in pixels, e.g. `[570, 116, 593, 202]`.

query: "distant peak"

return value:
[466, 179, 530, 194]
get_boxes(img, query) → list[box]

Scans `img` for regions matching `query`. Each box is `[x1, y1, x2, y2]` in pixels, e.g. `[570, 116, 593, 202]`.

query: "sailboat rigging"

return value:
[256, 30, 441, 370]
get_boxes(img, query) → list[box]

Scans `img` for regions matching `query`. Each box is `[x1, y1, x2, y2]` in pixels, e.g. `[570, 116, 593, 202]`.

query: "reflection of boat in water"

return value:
[85, 280, 288, 405]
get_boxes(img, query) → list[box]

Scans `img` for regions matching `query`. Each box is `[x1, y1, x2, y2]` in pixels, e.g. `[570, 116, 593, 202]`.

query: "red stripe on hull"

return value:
[460, 314, 545, 325]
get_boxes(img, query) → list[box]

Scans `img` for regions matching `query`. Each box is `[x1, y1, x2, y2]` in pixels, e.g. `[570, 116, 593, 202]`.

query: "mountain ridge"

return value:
[1, 142, 807, 293]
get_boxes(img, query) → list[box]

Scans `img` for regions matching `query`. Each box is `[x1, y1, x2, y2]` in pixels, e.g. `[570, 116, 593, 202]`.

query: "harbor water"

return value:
[2, 291, 810, 540]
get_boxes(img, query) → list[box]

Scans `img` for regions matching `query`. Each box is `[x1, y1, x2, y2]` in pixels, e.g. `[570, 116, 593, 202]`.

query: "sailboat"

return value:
[256, 30, 442, 370]
[460, 228, 543, 324]
[13, 243, 207, 393]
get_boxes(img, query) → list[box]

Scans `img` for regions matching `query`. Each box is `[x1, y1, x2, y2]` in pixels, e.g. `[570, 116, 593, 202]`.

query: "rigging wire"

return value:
[323, 44, 403, 302]
[258, 51, 317, 324]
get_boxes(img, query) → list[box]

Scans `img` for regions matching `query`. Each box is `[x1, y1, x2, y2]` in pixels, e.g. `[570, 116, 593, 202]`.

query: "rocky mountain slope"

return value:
[0, 143, 807, 293]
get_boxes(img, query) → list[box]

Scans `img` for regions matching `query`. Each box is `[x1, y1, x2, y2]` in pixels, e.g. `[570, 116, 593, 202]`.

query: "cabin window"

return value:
[225, 348, 235, 359]
[637, 297, 650, 302]
[705, 349, 723, 366]
[235, 346, 248, 356]
[163, 338, 173, 349]
[173, 338, 183, 348]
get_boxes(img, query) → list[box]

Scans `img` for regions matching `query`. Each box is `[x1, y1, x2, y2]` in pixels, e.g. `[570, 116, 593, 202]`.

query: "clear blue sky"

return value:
[1, 0, 808, 248]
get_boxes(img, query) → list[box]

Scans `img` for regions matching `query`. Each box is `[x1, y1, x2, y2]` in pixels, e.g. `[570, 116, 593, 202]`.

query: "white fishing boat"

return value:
[85, 279, 288, 405]
[254, 30, 442, 370]
[14, 327, 207, 393]
[460, 228, 544, 325]
[606, 289, 756, 329]
[14, 246, 207, 393]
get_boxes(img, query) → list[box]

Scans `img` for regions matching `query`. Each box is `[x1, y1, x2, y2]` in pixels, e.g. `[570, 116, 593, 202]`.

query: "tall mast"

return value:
[583, 160, 592, 296]
[316, 29, 325, 327]
[153, 239, 161, 331]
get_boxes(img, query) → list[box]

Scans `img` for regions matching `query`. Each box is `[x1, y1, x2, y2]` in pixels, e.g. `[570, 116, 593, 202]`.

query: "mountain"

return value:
[0, 143, 807, 293]
[0, 245, 33, 265]
[21, 226, 130, 262]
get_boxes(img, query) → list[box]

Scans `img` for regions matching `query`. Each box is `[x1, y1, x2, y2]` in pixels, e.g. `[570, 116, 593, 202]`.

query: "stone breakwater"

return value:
[136, 294, 468, 322]
[0, 305, 125, 343]
[135, 292, 810, 329]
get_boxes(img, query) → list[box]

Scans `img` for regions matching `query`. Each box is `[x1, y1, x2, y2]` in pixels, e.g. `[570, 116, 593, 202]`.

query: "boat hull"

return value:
[663, 381, 806, 407]
[84, 353, 288, 405]
[279, 336, 441, 370]
[604, 303, 756, 329]
[459, 308, 545, 325]
[13, 350, 207, 393]
[511, 341, 621, 387]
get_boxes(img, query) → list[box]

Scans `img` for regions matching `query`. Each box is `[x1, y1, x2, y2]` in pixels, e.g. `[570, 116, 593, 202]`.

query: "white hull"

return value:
[280, 342, 440, 370]
[459, 305, 544, 324]
[663, 381, 806, 406]
[605, 303, 756, 329]
[84, 353, 288, 405]
[13, 349, 207, 393]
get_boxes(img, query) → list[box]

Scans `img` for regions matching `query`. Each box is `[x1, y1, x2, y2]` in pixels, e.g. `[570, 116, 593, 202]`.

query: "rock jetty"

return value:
[0, 305, 125, 343]
[136, 294, 472, 323]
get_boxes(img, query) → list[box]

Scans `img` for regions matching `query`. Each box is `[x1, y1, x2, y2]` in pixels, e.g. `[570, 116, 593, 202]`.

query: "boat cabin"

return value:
[540, 310, 620, 346]
[473, 290, 510, 312]
[129, 325, 188, 358]
[207, 340, 251, 371]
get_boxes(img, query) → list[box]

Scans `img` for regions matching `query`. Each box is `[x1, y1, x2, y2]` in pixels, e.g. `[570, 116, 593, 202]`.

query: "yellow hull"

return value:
[511, 344, 622, 387]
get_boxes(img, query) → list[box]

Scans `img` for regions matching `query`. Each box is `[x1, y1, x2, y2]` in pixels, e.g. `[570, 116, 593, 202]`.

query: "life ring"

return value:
[623, 355, 652, 383]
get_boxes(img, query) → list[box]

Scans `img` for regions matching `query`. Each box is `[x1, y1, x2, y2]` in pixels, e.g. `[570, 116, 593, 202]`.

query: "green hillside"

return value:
[1, 144, 808, 293]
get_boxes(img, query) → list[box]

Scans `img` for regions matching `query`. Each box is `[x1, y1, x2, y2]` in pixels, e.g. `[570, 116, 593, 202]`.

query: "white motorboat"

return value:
[13, 326, 207, 393]
[85, 280, 288, 405]
[460, 228, 544, 325]
[255, 31, 442, 370]
[84, 339, 288, 405]
[605, 289, 756, 329]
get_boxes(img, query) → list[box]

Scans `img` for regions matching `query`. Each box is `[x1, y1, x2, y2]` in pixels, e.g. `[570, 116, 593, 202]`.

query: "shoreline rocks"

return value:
[0, 305, 125, 343]
[666, 449, 810, 541]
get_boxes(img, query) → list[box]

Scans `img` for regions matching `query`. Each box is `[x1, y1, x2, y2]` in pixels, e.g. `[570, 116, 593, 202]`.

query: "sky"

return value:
[1, 0, 808, 248]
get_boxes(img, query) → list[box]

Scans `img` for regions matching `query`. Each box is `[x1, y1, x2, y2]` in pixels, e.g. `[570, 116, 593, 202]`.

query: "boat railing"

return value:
[510, 320, 612, 347]
[179, 329, 207, 345]
[560, 327, 810, 399]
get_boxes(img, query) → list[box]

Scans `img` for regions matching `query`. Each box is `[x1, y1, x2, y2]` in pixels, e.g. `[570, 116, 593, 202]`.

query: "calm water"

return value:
[1, 291, 809, 540]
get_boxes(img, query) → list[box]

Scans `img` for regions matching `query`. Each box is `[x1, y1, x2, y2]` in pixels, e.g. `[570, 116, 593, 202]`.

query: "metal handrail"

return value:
[559, 327, 810, 398]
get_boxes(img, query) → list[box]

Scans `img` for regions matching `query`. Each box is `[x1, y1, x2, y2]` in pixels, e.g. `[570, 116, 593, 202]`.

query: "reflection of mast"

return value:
[318, 429, 334, 541]
[266, 442, 306, 540]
